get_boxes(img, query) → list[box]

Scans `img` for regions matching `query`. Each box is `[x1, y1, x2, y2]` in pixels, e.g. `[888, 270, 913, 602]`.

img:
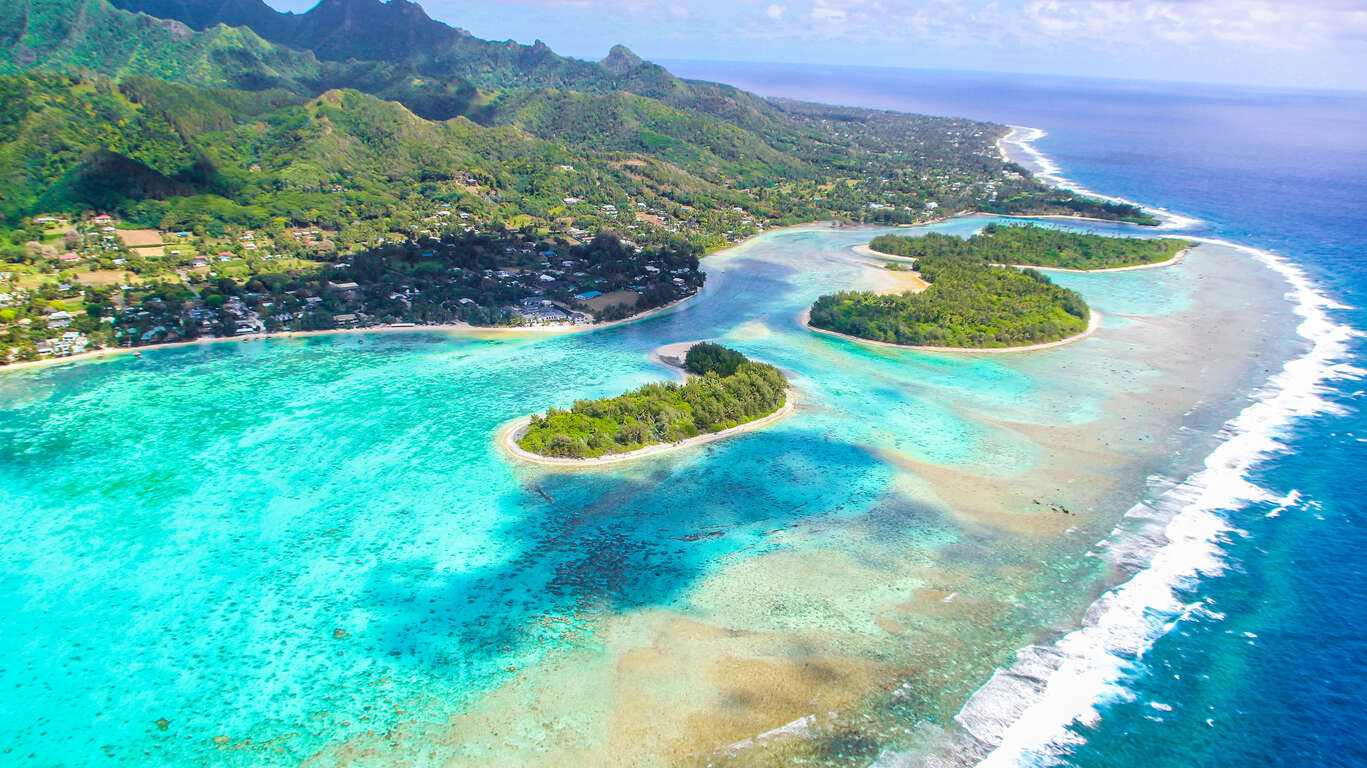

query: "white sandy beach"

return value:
[646, 340, 706, 377]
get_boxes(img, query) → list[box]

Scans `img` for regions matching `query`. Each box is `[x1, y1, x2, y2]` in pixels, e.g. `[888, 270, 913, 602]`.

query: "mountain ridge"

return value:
[0, 0, 1154, 232]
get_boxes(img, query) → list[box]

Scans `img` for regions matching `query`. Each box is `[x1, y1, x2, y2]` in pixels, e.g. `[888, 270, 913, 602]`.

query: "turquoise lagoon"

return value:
[0, 218, 1302, 766]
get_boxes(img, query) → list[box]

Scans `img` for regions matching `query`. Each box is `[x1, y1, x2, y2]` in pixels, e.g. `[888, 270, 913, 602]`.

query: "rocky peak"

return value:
[600, 44, 644, 75]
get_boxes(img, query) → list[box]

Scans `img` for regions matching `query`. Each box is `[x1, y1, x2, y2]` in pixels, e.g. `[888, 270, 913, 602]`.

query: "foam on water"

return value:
[928, 141, 1364, 768]
[999, 128, 1201, 232]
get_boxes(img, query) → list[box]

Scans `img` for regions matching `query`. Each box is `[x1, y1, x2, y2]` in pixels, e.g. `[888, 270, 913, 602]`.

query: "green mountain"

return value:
[0, 0, 1154, 235]
[106, 0, 688, 95]
[113, 0, 490, 66]
[0, 0, 1158, 362]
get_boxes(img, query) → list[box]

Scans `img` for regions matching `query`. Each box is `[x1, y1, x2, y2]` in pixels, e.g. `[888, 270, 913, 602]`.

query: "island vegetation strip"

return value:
[499, 392, 795, 467]
[855, 243, 1191, 274]
[801, 306, 1103, 354]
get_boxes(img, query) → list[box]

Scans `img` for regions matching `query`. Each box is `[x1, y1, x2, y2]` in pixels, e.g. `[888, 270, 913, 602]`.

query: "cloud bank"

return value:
[266, 0, 1367, 89]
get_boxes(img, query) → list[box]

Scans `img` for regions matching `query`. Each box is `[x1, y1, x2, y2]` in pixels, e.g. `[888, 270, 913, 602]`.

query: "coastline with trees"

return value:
[504, 343, 792, 464]
[805, 224, 1191, 351]
[809, 233, 1092, 349]
[868, 224, 1192, 271]
[801, 305, 1102, 354]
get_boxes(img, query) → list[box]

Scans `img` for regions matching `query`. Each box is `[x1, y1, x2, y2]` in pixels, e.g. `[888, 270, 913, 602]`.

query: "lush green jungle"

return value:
[870, 224, 1191, 270]
[809, 232, 1092, 348]
[684, 341, 747, 377]
[517, 344, 788, 458]
[0, 0, 1154, 363]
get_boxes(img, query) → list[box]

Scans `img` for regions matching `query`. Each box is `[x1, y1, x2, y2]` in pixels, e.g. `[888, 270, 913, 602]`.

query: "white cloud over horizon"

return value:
[265, 0, 1367, 90]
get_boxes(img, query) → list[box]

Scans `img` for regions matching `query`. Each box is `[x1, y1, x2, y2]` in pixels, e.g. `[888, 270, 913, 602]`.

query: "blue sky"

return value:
[266, 0, 1367, 91]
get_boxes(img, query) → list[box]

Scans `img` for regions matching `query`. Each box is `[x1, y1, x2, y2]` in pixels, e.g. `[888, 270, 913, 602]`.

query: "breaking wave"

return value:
[885, 129, 1362, 768]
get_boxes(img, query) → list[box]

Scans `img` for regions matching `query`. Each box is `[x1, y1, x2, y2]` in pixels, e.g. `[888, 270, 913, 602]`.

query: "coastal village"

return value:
[0, 112, 1054, 367]
[0, 211, 705, 364]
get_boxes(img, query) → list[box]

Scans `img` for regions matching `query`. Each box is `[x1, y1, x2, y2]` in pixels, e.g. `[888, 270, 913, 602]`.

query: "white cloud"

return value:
[1024, 0, 1367, 49]
[810, 3, 849, 23]
[408, 0, 1367, 88]
[697, 0, 1367, 57]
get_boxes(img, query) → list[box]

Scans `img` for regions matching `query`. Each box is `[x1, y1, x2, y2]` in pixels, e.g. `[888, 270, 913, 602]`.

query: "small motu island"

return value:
[871, 223, 1193, 270]
[506, 342, 791, 463]
[808, 225, 1192, 349]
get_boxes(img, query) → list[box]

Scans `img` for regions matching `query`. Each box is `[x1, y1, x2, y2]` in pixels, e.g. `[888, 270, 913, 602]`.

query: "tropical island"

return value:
[869, 223, 1193, 270]
[805, 225, 1196, 350]
[0, 0, 1159, 365]
[808, 232, 1091, 349]
[809, 225, 1197, 348]
[507, 342, 790, 463]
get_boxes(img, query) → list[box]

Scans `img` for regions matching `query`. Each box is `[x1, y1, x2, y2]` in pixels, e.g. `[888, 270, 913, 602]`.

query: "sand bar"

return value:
[647, 340, 704, 373]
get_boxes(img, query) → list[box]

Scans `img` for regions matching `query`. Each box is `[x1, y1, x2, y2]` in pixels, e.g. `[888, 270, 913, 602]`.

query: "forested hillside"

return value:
[0, 0, 1152, 231]
[0, 0, 1157, 364]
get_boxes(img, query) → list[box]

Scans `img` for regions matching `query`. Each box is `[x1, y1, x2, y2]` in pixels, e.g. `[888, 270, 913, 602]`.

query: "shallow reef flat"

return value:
[0, 222, 1302, 767]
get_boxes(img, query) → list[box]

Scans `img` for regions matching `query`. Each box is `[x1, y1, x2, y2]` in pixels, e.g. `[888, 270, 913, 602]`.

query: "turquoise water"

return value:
[0, 219, 1300, 766]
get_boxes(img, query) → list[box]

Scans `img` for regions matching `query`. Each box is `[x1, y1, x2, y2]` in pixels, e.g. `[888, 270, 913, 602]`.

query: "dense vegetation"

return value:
[870, 224, 1191, 270]
[0, 0, 1153, 232]
[809, 233, 1091, 348]
[517, 345, 788, 459]
[684, 341, 746, 377]
[0, 0, 1158, 363]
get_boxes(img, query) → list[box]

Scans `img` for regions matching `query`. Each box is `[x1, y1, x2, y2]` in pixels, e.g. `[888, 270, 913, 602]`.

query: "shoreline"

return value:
[847, 245, 930, 292]
[1021, 246, 1191, 274]
[0, 222, 852, 378]
[801, 306, 1103, 354]
[646, 340, 705, 379]
[0, 211, 1167, 378]
[498, 391, 795, 467]
[0, 287, 705, 376]
[858, 243, 1191, 274]
[997, 126, 1199, 231]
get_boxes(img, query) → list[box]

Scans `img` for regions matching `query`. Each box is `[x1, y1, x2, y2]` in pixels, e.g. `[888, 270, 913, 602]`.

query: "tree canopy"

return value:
[684, 341, 746, 377]
[809, 233, 1091, 348]
[870, 224, 1191, 270]
[518, 346, 788, 459]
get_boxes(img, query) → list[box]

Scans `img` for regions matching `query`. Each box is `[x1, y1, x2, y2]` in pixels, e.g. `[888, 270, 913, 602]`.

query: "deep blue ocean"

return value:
[667, 61, 1367, 767]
